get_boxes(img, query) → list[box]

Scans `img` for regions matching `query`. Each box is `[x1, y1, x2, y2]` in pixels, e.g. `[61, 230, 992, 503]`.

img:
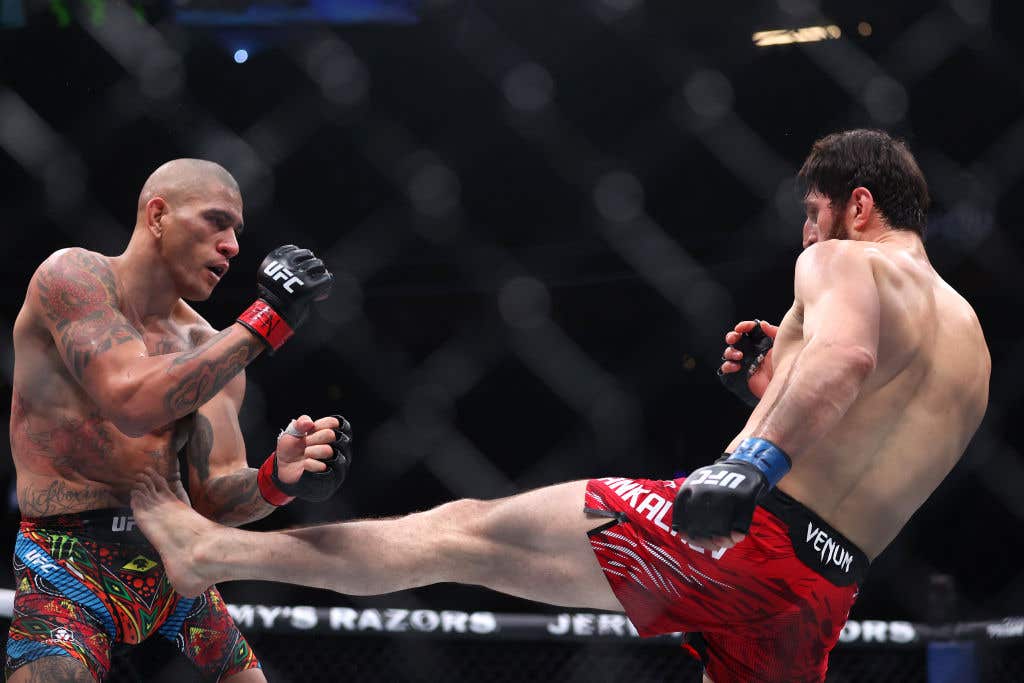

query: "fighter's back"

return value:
[750, 238, 990, 558]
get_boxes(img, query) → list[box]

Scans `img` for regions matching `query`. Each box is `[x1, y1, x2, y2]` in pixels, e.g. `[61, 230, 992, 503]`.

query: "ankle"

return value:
[190, 531, 222, 578]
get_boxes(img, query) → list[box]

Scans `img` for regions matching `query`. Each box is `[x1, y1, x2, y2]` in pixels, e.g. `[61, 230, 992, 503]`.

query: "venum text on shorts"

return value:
[805, 521, 853, 574]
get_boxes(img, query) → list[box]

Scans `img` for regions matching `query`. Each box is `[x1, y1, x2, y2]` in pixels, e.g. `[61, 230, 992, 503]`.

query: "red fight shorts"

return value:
[585, 477, 868, 683]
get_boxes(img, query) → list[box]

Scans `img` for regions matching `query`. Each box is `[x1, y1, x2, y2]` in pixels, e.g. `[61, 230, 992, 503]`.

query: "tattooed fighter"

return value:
[6, 159, 349, 682]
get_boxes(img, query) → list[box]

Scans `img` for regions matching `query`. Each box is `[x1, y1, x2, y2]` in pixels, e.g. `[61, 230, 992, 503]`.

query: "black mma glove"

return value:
[672, 438, 791, 539]
[257, 416, 353, 505]
[718, 320, 774, 408]
[237, 245, 334, 351]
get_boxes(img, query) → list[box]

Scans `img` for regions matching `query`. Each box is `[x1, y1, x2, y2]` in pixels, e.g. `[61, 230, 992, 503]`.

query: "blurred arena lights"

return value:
[233, 48, 249, 63]
[752, 24, 842, 47]
[174, 0, 420, 26]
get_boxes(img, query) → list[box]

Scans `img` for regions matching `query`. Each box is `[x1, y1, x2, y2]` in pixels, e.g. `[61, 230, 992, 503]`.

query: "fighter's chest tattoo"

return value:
[144, 325, 210, 357]
[150, 336, 185, 355]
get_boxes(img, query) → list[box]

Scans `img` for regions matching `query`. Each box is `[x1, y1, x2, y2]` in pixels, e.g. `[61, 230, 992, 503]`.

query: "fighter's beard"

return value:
[825, 217, 850, 241]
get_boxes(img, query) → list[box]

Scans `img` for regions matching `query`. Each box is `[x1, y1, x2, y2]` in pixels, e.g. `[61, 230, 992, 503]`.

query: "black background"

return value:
[0, 0, 1020, 638]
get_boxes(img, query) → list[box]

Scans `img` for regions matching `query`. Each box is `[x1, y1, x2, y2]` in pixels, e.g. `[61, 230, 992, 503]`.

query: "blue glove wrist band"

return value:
[728, 438, 792, 488]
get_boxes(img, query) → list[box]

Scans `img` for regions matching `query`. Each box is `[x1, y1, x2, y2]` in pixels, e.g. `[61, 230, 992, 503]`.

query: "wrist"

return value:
[256, 452, 295, 506]
[237, 299, 294, 351]
[727, 437, 791, 488]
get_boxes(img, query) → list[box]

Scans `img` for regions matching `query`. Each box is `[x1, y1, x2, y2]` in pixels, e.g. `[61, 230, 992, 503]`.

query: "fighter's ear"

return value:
[848, 186, 875, 232]
[145, 196, 168, 238]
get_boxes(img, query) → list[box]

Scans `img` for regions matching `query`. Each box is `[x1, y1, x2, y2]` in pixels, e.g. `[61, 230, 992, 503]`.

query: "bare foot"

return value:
[131, 469, 221, 597]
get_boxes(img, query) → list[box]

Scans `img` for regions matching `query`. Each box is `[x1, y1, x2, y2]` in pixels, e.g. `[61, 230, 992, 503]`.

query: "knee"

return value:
[424, 497, 495, 536]
[419, 497, 507, 564]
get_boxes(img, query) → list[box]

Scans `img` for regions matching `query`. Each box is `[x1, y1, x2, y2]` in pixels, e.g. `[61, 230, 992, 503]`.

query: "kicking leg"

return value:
[131, 471, 622, 611]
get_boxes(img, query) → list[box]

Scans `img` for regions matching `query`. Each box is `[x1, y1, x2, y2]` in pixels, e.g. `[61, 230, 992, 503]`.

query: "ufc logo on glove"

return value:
[687, 468, 746, 489]
[263, 260, 304, 293]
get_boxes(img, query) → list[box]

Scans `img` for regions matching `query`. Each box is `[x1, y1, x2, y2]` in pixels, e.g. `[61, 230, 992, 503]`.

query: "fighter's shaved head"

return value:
[137, 158, 239, 215]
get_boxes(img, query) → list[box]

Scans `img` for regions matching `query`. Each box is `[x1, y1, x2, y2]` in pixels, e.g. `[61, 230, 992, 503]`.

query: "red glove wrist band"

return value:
[237, 300, 294, 351]
[257, 452, 295, 506]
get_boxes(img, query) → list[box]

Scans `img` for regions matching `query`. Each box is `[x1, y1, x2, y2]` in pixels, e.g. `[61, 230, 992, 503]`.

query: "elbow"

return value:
[806, 340, 876, 393]
[111, 416, 155, 439]
[835, 344, 877, 383]
[190, 497, 218, 522]
[108, 398, 163, 438]
[112, 409, 178, 438]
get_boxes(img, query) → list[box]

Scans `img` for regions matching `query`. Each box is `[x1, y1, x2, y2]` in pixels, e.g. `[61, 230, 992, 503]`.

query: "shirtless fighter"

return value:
[6, 159, 350, 682]
[130, 131, 990, 682]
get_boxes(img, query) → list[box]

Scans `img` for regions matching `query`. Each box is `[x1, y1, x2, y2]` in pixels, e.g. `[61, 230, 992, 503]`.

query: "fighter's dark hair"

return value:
[798, 129, 930, 236]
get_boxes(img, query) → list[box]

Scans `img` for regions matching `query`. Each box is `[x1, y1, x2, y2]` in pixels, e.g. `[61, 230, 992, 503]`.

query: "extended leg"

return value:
[132, 472, 623, 612]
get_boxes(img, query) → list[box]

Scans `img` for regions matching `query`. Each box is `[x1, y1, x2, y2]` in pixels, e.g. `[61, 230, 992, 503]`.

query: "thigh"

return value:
[6, 593, 111, 681]
[447, 479, 625, 612]
[7, 655, 96, 683]
[587, 476, 858, 683]
[7, 541, 114, 682]
[159, 587, 262, 681]
[585, 476, 774, 636]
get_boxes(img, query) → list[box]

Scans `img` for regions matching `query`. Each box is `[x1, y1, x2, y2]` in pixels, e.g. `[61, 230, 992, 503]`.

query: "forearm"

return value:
[194, 468, 277, 527]
[113, 325, 263, 435]
[751, 342, 874, 458]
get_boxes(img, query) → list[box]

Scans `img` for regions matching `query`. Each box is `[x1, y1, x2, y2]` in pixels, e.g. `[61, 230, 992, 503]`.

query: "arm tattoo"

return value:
[162, 329, 263, 416]
[188, 413, 215, 482]
[36, 250, 262, 424]
[36, 250, 143, 380]
[188, 413, 274, 525]
[200, 469, 275, 526]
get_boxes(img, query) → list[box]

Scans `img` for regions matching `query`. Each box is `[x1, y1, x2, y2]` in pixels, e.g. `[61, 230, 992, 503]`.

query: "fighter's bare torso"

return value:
[729, 238, 990, 558]
[10, 248, 221, 517]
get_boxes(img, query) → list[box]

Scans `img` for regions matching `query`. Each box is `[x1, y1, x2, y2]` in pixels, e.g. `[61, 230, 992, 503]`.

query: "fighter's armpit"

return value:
[34, 248, 143, 380]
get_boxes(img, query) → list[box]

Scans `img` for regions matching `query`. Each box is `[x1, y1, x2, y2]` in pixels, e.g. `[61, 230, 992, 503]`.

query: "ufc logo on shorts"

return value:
[112, 515, 136, 532]
[24, 548, 59, 574]
[688, 468, 745, 489]
[263, 260, 304, 293]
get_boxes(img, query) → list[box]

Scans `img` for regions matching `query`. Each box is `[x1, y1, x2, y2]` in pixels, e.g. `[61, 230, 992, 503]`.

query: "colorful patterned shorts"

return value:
[5, 508, 260, 681]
